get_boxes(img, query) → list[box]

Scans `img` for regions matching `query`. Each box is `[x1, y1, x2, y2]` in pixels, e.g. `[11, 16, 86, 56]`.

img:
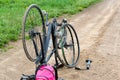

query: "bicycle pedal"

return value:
[20, 74, 35, 80]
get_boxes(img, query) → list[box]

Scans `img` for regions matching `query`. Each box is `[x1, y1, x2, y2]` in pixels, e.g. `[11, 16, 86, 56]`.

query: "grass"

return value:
[0, 0, 101, 48]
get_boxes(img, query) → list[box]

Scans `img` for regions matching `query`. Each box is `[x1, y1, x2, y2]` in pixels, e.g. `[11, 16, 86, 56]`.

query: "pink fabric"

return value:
[36, 65, 55, 80]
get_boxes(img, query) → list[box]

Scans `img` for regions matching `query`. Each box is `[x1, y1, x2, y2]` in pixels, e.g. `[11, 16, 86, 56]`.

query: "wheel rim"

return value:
[57, 24, 80, 67]
[22, 4, 45, 62]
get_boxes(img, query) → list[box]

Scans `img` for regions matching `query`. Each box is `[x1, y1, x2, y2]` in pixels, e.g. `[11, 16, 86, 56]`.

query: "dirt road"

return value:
[0, 0, 120, 80]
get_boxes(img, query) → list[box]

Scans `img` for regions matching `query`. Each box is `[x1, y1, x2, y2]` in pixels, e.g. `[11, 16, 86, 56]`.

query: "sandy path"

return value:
[0, 0, 120, 80]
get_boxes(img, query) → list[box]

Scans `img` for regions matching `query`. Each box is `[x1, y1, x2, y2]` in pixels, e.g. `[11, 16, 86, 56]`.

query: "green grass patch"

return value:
[0, 0, 101, 48]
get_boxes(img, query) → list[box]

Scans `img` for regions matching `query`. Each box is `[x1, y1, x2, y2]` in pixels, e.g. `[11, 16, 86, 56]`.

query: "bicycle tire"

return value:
[22, 4, 46, 62]
[57, 24, 80, 68]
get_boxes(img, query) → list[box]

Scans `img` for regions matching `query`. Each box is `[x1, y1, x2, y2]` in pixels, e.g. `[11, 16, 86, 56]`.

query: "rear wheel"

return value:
[57, 24, 80, 67]
[22, 4, 46, 62]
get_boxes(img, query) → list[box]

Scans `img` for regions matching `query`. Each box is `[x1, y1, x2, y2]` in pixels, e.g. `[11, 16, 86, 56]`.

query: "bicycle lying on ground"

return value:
[21, 4, 80, 79]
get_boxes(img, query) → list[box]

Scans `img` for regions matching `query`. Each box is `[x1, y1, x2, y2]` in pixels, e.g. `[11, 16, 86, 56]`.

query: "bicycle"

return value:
[22, 4, 80, 68]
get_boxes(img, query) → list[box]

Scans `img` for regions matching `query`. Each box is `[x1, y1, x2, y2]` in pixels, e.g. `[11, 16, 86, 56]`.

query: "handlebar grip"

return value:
[42, 10, 47, 15]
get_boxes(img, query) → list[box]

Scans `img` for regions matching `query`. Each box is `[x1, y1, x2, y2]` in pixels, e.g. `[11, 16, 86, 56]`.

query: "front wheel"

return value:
[22, 4, 46, 62]
[57, 24, 80, 68]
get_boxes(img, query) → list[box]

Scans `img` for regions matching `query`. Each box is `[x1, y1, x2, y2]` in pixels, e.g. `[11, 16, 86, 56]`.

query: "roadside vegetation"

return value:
[0, 0, 101, 48]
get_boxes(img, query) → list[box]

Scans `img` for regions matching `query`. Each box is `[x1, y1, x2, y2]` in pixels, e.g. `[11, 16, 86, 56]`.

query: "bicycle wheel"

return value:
[22, 4, 46, 62]
[57, 24, 80, 67]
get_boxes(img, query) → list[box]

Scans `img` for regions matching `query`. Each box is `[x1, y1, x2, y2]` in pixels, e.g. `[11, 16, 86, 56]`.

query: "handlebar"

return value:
[42, 10, 67, 27]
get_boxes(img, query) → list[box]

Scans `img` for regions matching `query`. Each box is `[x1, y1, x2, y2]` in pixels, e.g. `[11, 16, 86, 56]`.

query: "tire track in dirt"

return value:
[58, 0, 120, 80]
[92, 7, 120, 80]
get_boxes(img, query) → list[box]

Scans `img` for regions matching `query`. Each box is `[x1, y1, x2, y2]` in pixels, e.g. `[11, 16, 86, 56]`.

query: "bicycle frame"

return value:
[22, 6, 80, 80]
[34, 17, 61, 66]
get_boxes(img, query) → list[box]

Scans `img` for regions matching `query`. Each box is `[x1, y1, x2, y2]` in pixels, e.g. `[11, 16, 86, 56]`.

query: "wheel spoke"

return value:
[22, 4, 45, 62]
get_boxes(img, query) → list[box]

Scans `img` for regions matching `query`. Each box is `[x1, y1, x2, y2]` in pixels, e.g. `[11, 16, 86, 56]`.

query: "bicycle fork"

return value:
[51, 23, 64, 68]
